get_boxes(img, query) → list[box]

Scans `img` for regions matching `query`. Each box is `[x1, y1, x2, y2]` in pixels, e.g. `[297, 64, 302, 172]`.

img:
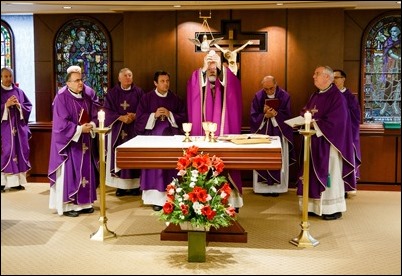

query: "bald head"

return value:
[261, 75, 277, 95]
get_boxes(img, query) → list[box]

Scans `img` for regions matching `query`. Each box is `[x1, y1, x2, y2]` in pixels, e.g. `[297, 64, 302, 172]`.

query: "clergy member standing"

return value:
[186, 50, 243, 210]
[48, 67, 99, 217]
[250, 75, 296, 196]
[296, 66, 356, 220]
[103, 67, 144, 197]
[134, 70, 187, 211]
[1, 67, 32, 192]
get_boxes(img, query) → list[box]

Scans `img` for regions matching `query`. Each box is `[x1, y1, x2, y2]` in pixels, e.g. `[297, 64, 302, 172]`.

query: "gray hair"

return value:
[261, 75, 277, 85]
[1, 67, 13, 76]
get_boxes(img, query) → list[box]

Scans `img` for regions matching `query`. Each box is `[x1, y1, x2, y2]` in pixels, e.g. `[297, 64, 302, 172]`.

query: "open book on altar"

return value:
[78, 108, 90, 125]
[284, 116, 305, 128]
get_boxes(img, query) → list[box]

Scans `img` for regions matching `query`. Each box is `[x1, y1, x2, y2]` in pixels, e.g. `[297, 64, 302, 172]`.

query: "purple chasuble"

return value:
[250, 87, 296, 185]
[58, 84, 101, 108]
[103, 84, 144, 179]
[48, 87, 99, 205]
[342, 88, 362, 180]
[296, 84, 356, 199]
[1, 84, 32, 174]
[134, 90, 187, 192]
[186, 67, 243, 193]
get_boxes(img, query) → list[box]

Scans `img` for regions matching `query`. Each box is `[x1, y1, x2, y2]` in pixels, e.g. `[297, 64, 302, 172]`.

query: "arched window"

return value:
[361, 12, 401, 124]
[1, 20, 15, 74]
[54, 17, 111, 102]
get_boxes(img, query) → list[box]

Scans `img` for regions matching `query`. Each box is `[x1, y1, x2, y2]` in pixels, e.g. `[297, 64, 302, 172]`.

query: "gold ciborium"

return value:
[182, 122, 193, 142]
[208, 122, 218, 142]
[202, 122, 211, 142]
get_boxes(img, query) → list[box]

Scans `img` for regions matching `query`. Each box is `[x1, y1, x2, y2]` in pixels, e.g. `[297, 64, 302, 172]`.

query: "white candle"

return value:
[304, 111, 312, 131]
[98, 110, 105, 129]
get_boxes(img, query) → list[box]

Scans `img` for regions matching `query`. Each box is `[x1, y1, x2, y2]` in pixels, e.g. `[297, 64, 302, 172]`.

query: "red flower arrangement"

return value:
[158, 145, 237, 230]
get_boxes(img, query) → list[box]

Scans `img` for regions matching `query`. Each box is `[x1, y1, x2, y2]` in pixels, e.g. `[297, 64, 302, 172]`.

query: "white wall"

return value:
[1, 15, 36, 121]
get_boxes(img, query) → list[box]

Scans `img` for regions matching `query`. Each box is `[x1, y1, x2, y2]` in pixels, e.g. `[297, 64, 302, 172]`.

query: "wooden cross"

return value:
[120, 100, 130, 110]
[206, 20, 267, 77]
[211, 20, 266, 52]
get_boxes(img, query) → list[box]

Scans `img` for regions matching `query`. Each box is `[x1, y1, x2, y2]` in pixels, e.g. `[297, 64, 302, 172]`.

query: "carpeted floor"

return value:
[1, 183, 401, 275]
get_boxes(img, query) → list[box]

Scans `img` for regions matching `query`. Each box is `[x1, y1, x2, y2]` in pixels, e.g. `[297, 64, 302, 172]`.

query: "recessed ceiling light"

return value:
[63, 6, 72, 10]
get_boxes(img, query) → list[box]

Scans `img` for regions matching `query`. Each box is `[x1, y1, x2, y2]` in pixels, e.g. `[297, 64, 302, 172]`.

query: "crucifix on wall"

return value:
[194, 20, 267, 77]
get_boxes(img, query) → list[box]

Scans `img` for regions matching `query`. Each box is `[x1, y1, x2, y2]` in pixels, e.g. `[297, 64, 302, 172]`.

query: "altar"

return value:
[115, 135, 282, 170]
[115, 135, 282, 243]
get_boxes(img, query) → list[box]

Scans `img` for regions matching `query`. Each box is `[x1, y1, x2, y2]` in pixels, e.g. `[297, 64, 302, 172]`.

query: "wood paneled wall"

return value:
[29, 9, 400, 187]
[33, 9, 390, 125]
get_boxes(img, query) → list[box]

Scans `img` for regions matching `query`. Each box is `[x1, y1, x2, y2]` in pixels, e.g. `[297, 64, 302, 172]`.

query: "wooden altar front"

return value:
[115, 135, 282, 243]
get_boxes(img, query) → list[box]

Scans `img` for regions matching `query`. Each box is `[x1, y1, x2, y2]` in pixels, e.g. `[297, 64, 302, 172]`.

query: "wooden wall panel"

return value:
[232, 10, 287, 128]
[124, 11, 177, 94]
[359, 135, 396, 183]
[286, 9, 344, 118]
[28, 122, 52, 177]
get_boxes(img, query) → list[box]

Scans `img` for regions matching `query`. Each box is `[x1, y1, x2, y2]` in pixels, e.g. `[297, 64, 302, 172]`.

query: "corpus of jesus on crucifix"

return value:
[191, 18, 266, 76]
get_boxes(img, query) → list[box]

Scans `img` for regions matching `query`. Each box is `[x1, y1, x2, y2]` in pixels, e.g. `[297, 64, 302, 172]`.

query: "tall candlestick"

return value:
[98, 110, 105, 129]
[304, 111, 312, 132]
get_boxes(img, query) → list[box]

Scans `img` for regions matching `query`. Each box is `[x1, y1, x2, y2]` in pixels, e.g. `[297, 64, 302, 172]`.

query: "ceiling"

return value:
[1, 1, 401, 14]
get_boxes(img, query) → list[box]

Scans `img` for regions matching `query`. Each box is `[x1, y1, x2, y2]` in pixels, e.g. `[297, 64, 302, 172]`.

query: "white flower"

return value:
[192, 202, 204, 215]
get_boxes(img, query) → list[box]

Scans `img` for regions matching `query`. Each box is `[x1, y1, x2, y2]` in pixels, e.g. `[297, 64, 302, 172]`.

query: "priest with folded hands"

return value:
[250, 75, 295, 197]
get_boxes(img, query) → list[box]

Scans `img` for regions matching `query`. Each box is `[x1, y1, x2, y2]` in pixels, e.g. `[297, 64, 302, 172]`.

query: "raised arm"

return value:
[213, 44, 226, 53]
[233, 40, 253, 53]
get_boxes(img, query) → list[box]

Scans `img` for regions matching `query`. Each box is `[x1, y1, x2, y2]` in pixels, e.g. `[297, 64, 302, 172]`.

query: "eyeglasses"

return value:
[263, 87, 276, 92]
[68, 78, 84, 83]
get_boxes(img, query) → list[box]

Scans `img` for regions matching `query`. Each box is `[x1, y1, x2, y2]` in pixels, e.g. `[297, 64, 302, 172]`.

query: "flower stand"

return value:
[187, 230, 206, 262]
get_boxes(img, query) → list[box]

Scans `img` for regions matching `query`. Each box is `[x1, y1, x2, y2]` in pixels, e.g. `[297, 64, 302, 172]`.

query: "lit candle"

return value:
[304, 111, 312, 131]
[98, 110, 105, 129]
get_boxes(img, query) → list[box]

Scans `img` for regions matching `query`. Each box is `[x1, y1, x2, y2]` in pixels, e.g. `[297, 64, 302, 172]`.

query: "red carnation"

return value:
[162, 202, 175, 214]
[201, 205, 217, 220]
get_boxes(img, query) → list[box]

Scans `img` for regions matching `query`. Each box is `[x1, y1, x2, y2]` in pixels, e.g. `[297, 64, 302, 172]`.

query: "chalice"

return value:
[182, 123, 193, 142]
[209, 122, 218, 142]
[202, 121, 211, 142]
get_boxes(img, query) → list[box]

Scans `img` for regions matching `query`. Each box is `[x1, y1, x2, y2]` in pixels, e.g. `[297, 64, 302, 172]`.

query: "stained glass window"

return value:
[55, 18, 110, 102]
[361, 12, 401, 123]
[1, 20, 15, 72]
